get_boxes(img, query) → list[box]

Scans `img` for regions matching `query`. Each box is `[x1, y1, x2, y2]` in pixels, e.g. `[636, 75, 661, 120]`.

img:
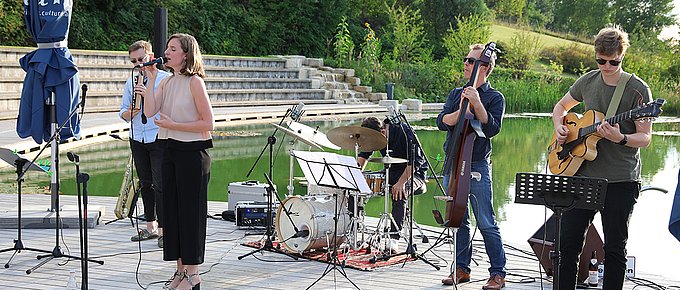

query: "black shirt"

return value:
[358, 122, 428, 185]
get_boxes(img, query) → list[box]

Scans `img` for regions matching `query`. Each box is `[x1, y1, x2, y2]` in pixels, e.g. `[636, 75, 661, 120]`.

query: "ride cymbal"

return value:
[326, 126, 387, 152]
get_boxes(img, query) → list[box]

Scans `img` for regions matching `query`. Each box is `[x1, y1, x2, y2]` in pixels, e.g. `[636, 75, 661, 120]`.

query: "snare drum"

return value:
[276, 194, 350, 253]
[363, 171, 385, 194]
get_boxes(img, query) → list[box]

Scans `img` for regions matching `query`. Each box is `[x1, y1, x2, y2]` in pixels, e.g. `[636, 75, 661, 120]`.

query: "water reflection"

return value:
[1, 116, 677, 277]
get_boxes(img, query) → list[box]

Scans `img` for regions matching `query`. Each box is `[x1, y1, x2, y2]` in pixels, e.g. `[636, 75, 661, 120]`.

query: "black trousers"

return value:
[162, 148, 210, 265]
[131, 140, 164, 227]
[559, 182, 639, 289]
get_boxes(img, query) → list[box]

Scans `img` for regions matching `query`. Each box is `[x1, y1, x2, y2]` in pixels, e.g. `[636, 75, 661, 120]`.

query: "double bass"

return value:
[443, 42, 497, 227]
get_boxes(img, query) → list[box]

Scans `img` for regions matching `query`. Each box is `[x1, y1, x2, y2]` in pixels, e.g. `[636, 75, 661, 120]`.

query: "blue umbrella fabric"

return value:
[16, 0, 80, 144]
[669, 169, 680, 243]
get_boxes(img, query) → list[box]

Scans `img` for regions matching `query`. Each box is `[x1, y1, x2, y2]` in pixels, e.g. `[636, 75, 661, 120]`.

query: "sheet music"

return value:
[293, 150, 371, 193]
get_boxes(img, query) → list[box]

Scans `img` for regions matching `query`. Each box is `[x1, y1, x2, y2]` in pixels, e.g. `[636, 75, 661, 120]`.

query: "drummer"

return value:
[357, 116, 428, 253]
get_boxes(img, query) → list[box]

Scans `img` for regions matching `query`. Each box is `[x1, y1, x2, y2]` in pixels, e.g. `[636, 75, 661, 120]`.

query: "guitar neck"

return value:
[580, 110, 633, 137]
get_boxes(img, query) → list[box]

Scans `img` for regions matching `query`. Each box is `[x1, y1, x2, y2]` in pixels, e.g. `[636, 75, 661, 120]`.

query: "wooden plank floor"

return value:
[0, 194, 677, 289]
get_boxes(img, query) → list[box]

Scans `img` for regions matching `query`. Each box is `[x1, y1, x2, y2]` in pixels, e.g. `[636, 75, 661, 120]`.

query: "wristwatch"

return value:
[617, 134, 628, 145]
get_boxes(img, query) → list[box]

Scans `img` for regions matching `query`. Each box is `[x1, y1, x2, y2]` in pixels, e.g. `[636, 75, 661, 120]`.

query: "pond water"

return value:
[2, 116, 678, 279]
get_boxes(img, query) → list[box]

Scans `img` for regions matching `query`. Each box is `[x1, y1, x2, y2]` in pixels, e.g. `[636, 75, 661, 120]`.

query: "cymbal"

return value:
[287, 121, 341, 150]
[271, 123, 323, 150]
[326, 126, 387, 152]
[367, 156, 407, 164]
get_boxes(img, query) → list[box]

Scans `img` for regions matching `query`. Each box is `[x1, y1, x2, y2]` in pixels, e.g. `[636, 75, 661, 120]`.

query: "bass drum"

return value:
[276, 194, 350, 253]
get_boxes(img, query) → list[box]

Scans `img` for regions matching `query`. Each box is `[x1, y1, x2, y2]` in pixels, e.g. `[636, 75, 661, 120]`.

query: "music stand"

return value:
[294, 150, 367, 290]
[0, 148, 52, 268]
[515, 172, 607, 289]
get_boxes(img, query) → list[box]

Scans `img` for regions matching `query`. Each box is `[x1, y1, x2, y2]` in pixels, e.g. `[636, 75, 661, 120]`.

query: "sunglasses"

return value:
[463, 57, 477, 65]
[130, 56, 147, 64]
[595, 58, 621, 66]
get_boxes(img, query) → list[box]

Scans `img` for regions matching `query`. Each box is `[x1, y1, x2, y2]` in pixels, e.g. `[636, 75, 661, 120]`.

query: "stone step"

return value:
[0, 76, 315, 94]
[0, 47, 288, 69]
[206, 67, 300, 79]
[210, 89, 329, 102]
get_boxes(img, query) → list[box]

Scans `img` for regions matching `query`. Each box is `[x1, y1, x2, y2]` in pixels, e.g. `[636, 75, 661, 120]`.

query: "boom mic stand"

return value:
[19, 87, 104, 275]
[239, 105, 303, 261]
[0, 149, 52, 268]
[371, 120, 439, 270]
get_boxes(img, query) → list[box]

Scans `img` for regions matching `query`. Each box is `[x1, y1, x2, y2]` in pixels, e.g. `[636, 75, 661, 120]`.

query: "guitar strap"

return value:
[605, 71, 633, 118]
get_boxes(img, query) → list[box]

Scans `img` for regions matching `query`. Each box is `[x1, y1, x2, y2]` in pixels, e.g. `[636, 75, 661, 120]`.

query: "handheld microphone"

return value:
[134, 56, 166, 68]
[67, 152, 80, 164]
[290, 102, 305, 121]
[80, 84, 88, 110]
[387, 105, 401, 125]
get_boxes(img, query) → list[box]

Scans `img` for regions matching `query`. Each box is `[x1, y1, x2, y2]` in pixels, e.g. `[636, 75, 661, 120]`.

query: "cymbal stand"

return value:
[366, 144, 399, 258]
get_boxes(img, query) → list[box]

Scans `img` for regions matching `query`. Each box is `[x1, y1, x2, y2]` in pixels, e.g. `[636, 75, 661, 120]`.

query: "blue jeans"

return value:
[443, 159, 506, 277]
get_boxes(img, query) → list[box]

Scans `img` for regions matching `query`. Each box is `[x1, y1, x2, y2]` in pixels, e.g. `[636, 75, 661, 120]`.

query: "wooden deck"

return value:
[0, 193, 677, 290]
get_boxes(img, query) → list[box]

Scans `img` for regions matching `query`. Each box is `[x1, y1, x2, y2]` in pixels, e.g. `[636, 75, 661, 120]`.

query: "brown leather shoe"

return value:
[441, 267, 470, 285]
[482, 274, 505, 289]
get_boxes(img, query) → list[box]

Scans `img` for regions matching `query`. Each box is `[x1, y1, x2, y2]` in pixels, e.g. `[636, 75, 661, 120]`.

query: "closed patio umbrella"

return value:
[16, 0, 80, 144]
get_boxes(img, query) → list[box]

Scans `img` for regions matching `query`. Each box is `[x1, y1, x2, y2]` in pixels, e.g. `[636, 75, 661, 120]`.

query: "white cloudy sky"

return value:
[659, 0, 680, 39]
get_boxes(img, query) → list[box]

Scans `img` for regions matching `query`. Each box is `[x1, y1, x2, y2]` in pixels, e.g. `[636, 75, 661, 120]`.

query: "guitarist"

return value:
[437, 44, 507, 290]
[552, 25, 652, 289]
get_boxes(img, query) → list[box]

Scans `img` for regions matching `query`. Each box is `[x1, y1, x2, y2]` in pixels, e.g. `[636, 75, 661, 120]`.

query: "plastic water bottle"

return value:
[597, 259, 605, 287]
[66, 269, 78, 289]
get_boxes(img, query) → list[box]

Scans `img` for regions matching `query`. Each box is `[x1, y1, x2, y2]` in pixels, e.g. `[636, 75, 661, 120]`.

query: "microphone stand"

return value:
[68, 152, 89, 290]
[19, 86, 104, 275]
[239, 104, 303, 261]
[0, 154, 52, 268]
[371, 119, 439, 270]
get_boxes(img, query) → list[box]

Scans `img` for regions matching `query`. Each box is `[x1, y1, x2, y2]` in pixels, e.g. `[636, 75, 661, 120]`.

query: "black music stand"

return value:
[294, 151, 367, 290]
[515, 173, 607, 290]
[0, 148, 52, 268]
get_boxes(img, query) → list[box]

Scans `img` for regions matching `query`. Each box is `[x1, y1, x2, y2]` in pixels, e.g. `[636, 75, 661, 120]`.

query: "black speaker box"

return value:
[528, 214, 604, 283]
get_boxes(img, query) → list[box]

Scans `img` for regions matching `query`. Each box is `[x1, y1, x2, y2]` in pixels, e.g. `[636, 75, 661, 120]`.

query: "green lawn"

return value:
[491, 24, 591, 49]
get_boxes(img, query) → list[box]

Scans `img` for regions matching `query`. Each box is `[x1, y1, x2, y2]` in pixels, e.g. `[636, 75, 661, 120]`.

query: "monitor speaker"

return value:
[527, 214, 604, 283]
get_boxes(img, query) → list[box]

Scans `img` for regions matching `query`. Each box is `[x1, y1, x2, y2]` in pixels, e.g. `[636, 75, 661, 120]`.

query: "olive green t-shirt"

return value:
[568, 70, 652, 182]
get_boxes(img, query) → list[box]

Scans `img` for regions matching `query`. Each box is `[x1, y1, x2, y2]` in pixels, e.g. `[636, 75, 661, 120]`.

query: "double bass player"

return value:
[437, 43, 507, 289]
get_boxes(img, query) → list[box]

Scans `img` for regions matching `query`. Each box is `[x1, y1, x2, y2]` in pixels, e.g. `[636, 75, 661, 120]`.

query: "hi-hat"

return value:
[367, 156, 407, 164]
[287, 121, 341, 150]
[271, 123, 322, 150]
[326, 126, 387, 152]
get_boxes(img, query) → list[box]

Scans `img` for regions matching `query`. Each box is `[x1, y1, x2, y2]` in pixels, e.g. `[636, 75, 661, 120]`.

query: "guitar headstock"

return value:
[631, 98, 666, 121]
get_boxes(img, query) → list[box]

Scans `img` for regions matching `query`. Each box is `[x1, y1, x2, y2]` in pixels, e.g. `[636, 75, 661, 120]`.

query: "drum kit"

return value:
[272, 121, 408, 258]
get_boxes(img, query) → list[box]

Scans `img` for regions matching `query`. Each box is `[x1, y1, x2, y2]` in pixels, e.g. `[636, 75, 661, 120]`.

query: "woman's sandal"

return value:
[177, 271, 201, 290]
[162, 270, 184, 290]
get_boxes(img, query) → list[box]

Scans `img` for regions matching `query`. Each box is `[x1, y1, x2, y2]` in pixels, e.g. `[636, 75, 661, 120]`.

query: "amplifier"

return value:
[235, 201, 278, 228]
[227, 180, 274, 212]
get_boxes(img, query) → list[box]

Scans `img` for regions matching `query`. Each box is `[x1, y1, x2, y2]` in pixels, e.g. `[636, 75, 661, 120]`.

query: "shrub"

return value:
[442, 13, 492, 70]
[554, 43, 596, 74]
[504, 28, 543, 71]
[333, 16, 355, 66]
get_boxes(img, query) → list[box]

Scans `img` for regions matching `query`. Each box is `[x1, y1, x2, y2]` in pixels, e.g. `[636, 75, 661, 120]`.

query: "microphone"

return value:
[67, 152, 80, 164]
[387, 105, 401, 125]
[80, 84, 88, 110]
[290, 102, 305, 121]
[134, 56, 166, 68]
[289, 229, 309, 239]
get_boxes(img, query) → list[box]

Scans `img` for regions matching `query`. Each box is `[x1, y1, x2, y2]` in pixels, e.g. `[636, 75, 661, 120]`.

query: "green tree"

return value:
[552, 0, 610, 35]
[611, 0, 677, 34]
[420, 0, 489, 59]
[442, 14, 491, 68]
[495, 0, 527, 23]
[384, 3, 430, 63]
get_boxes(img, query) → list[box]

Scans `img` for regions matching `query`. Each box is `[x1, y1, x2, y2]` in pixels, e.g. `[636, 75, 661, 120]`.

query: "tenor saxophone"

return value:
[115, 154, 138, 219]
